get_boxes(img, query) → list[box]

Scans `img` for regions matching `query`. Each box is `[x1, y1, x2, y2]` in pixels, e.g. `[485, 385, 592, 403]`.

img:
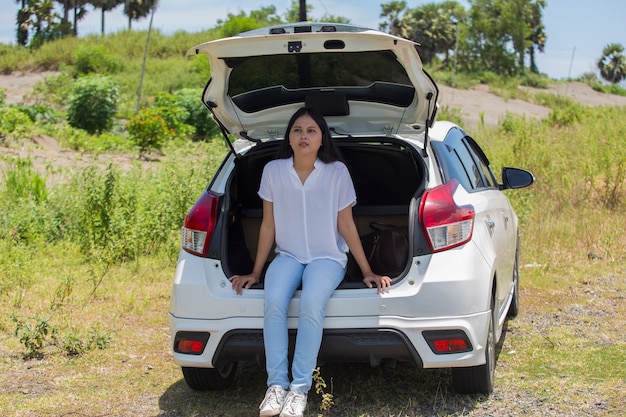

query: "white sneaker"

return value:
[279, 390, 307, 417]
[259, 385, 287, 417]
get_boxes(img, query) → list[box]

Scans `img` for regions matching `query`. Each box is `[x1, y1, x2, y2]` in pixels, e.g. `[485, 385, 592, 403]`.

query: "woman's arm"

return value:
[229, 199, 275, 295]
[337, 206, 391, 294]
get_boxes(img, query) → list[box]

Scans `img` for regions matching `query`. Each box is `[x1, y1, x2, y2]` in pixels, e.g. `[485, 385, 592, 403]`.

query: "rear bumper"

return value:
[169, 310, 490, 370]
[170, 243, 494, 370]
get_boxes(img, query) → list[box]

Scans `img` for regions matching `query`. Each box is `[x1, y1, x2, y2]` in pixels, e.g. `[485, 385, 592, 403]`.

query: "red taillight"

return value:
[181, 191, 219, 256]
[419, 179, 474, 252]
[423, 330, 473, 354]
[433, 338, 470, 353]
[177, 339, 205, 354]
[173, 332, 209, 355]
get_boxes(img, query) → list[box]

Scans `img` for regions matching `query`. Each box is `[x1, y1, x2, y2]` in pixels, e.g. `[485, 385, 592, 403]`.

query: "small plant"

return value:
[127, 107, 172, 157]
[2, 157, 48, 204]
[50, 275, 75, 311]
[87, 322, 112, 350]
[62, 328, 86, 356]
[0, 107, 33, 135]
[67, 74, 119, 134]
[11, 314, 58, 358]
[312, 367, 334, 416]
[61, 323, 112, 356]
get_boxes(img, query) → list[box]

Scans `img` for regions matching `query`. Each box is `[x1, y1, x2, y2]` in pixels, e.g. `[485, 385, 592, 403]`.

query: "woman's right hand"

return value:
[228, 274, 260, 295]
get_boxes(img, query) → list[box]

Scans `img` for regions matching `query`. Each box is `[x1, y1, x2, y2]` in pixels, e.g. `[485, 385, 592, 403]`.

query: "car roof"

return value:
[189, 22, 439, 144]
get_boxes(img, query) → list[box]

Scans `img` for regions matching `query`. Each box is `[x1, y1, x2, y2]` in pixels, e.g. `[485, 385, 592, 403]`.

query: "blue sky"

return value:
[1, 0, 625, 80]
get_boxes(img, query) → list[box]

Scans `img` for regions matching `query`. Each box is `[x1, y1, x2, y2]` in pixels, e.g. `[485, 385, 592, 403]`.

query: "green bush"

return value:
[67, 75, 119, 134]
[0, 107, 32, 134]
[521, 72, 550, 89]
[12, 103, 62, 124]
[127, 108, 172, 157]
[74, 45, 124, 75]
[155, 89, 219, 140]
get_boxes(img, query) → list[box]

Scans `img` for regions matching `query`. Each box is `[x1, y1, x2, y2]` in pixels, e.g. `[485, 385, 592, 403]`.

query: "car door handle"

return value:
[501, 212, 509, 230]
[485, 218, 495, 237]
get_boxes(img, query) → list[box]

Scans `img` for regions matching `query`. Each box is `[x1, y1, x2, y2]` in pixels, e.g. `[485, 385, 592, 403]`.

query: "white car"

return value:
[169, 22, 534, 394]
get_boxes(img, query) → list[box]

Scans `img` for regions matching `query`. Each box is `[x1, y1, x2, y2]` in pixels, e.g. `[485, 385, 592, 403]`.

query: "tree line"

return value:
[382, 0, 624, 84]
[10, 0, 626, 84]
[15, 0, 158, 47]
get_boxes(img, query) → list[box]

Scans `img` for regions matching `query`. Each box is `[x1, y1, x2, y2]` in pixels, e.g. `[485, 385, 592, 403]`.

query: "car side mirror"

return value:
[499, 167, 535, 190]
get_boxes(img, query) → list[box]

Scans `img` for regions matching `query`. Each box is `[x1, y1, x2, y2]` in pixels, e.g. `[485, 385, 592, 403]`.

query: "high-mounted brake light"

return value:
[181, 191, 219, 256]
[419, 179, 474, 252]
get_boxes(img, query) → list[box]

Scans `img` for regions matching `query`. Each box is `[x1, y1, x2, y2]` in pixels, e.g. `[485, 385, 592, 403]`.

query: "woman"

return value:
[229, 107, 391, 417]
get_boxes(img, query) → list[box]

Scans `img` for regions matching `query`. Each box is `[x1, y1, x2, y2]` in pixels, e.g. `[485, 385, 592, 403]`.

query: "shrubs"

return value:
[0, 107, 32, 135]
[127, 107, 172, 157]
[155, 88, 219, 140]
[67, 74, 119, 134]
[73, 45, 124, 76]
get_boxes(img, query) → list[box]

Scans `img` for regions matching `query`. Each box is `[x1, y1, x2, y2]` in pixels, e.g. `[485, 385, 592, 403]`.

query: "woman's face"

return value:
[288, 113, 323, 158]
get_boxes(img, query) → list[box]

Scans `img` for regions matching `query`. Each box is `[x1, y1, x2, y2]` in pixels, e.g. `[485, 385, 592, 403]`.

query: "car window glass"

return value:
[474, 152, 495, 187]
[434, 128, 470, 190]
[225, 52, 416, 112]
[465, 137, 496, 188]
[455, 142, 482, 189]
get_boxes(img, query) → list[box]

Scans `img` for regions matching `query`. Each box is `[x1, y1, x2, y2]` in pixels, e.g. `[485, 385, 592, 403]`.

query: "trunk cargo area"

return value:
[224, 138, 426, 288]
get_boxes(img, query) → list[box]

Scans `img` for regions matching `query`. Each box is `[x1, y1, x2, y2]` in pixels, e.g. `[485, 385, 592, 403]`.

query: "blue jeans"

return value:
[263, 255, 345, 394]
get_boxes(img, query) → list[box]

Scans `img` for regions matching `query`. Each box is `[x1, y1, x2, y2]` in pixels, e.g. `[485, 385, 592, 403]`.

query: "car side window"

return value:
[455, 141, 483, 189]
[432, 129, 472, 190]
[465, 136, 497, 189]
[434, 128, 497, 191]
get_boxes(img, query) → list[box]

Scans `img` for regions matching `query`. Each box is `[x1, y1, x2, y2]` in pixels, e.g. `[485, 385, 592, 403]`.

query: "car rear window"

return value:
[224, 51, 416, 112]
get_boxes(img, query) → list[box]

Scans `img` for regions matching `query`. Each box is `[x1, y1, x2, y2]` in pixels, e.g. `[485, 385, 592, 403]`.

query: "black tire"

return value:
[181, 362, 238, 391]
[507, 246, 520, 318]
[452, 302, 496, 394]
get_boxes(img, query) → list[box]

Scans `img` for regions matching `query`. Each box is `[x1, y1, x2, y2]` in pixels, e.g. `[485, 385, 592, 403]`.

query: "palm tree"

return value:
[16, 0, 30, 45]
[598, 43, 626, 84]
[91, 0, 124, 34]
[124, 0, 159, 30]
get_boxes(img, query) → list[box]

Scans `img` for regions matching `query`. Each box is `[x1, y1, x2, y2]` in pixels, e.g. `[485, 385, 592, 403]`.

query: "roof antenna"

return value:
[423, 92, 434, 157]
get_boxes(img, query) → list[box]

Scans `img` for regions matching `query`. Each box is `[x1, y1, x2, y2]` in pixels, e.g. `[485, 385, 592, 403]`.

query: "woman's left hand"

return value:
[363, 273, 391, 294]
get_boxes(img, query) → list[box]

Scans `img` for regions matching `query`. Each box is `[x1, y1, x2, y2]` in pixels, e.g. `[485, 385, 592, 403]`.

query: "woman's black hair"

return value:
[276, 107, 344, 163]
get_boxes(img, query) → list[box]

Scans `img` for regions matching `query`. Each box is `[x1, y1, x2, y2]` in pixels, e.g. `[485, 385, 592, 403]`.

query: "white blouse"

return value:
[258, 157, 356, 267]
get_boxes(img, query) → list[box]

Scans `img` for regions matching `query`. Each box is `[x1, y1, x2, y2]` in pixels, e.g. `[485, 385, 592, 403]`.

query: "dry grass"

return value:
[0, 212, 624, 417]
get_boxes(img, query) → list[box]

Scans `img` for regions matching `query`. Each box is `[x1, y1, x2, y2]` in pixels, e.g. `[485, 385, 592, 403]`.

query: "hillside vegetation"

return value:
[0, 29, 624, 416]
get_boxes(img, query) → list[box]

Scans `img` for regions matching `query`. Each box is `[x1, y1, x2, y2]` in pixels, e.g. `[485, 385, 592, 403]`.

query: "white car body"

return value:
[169, 23, 534, 394]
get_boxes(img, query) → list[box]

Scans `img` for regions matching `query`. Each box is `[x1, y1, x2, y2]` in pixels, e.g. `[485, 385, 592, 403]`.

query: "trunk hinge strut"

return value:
[206, 100, 239, 158]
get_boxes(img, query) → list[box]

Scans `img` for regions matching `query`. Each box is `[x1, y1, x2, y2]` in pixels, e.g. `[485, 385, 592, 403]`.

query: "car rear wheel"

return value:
[451, 300, 496, 394]
[181, 362, 238, 391]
